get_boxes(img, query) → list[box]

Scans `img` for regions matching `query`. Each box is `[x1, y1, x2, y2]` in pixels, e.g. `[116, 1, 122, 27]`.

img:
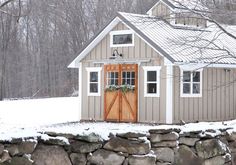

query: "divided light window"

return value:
[143, 66, 161, 97]
[181, 70, 202, 97]
[110, 30, 134, 47]
[86, 67, 102, 96]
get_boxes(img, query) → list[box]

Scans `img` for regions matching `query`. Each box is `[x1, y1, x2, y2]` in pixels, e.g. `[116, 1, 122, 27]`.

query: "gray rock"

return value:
[149, 128, 181, 134]
[232, 153, 236, 165]
[6, 145, 19, 156]
[70, 140, 102, 153]
[0, 144, 4, 155]
[117, 132, 146, 139]
[152, 141, 178, 148]
[204, 156, 226, 165]
[229, 141, 236, 153]
[128, 154, 156, 165]
[0, 150, 11, 163]
[32, 145, 72, 165]
[123, 158, 129, 165]
[196, 139, 228, 159]
[42, 136, 69, 146]
[179, 137, 199, 146]
[6, 140, 37, 156]
[44, 132, 75, 139]
[104, 137, 151, 155]
[156, 162, 171, 165]
[88, 149, 125, 165]
[150, 132, 179, 143]
[226, 132, 236, 141]
[19, 140, 37, 154]
[152, 147, 174, 163]
[175, 145, 203, 165]
[70, 153, 86, 165]
[75, 133, 103, 143]
[2, 156, 33, 165]
[180, 130, 202, 138]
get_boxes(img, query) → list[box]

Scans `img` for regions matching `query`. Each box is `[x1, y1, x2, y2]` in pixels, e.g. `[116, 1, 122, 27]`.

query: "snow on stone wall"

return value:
[0, 128, 236, 165]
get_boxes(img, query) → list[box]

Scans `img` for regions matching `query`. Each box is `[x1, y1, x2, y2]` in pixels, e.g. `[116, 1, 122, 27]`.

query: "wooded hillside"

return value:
[0, 0, 156, 100]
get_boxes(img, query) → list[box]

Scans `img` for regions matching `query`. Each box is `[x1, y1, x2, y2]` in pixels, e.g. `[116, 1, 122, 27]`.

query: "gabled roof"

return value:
[147, 0, 208, 15]
[120, 12, 236, 65]
[69, 12, 236, 68]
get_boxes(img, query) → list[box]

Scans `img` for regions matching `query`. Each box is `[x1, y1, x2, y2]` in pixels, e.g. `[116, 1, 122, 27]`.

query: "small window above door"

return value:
[110, 30, 134, 47]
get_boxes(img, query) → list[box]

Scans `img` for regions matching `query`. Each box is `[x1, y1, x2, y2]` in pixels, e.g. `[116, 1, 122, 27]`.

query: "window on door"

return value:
[122, 71, 135, 86]
[86, 67, 102, 96]
[143, 66, 161, 97]
[107, 72, 119, 86]
[181, 70, 202, 97]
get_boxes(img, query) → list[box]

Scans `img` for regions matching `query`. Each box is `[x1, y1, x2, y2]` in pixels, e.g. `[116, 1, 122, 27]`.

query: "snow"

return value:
[0, 97, 80, 130]
[1, 97, 236, 142]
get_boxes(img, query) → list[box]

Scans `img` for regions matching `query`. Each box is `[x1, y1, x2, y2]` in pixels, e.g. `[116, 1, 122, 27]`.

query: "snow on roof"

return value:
[166, 0, 208, 11]
[119, 12, 236, 65]
[147, 0, 208, 13]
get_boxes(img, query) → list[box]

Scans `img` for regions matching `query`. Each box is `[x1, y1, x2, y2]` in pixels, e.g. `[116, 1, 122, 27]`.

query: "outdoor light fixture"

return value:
[110, 49, 123, 59]
[224, 68, 231, 72]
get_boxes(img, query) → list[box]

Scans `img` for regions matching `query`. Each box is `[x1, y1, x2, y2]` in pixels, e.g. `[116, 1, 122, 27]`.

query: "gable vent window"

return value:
[110, 30, 134, 47]
[181, 70, 203, 97]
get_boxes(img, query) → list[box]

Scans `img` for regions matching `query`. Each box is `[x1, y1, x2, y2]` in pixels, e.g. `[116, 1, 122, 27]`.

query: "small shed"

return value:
[69, 0, 236, 123]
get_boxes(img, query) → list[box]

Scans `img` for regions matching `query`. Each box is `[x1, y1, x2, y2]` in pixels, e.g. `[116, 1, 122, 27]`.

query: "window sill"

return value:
[110, 44, 134, 48]
[144, 94, 160, 98]
[88, 93, 101, 97]
[180, 94, 202, 98]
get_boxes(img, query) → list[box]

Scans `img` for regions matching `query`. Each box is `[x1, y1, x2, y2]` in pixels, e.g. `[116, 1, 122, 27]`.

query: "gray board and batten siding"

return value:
[81, 22, 167, 123]
[173, 67, 236, 123]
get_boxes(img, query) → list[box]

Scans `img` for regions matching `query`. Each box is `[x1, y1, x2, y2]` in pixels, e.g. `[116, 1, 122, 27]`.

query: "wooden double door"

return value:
[104, 64, 138, 122]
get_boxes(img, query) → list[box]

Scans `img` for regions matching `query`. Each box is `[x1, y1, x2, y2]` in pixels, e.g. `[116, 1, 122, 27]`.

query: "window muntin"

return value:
[110, 30, 134, 47]
[87, 67, 102, 96]
[181, 70, 202, 97]
[107, 72, 118, 86]
[122, 71, 135, 86]
[90, 72, 98, 93]
[143, 66, 161, 97]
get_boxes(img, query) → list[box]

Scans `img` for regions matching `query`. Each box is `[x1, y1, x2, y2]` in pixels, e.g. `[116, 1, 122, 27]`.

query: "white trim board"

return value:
[176, 63, 236, 69]
[143, 66, 161, 97]
[110, 30, 134, 47]
[78, 63, 82, 120]
[86, 67, 102, 97]
[180, 69, 203, 98]
[166, 64, 173, 124]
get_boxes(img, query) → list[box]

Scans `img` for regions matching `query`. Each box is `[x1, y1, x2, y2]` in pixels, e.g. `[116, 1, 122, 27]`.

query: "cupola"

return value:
[147, 0, 208, 28]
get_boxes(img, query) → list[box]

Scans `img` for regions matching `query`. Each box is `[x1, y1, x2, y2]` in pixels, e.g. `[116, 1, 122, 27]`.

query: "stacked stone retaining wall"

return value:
[0, 128, 236, 165]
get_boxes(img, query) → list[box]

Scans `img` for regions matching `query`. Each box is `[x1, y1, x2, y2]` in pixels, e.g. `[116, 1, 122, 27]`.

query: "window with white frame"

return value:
[181, 70, 202, 97]
[86, 67, 102, 96]
[110, 30, 134, 47]
[143, 66, 161, 97]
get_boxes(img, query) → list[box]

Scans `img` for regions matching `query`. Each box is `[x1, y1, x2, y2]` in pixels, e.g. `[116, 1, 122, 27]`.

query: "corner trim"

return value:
[166, 64, 173, 124]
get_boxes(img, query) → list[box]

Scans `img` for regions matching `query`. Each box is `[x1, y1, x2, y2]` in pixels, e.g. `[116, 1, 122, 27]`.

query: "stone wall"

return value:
[0, 128, 236, 165]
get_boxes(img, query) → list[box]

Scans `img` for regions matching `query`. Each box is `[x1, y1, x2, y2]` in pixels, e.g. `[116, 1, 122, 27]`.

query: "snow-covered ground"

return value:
[0, 97, 236, 142]
[0, 97, 80, 130]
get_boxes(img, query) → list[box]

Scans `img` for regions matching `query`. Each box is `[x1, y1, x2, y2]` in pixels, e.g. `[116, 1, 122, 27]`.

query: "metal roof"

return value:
[119, 12, 236, 65]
